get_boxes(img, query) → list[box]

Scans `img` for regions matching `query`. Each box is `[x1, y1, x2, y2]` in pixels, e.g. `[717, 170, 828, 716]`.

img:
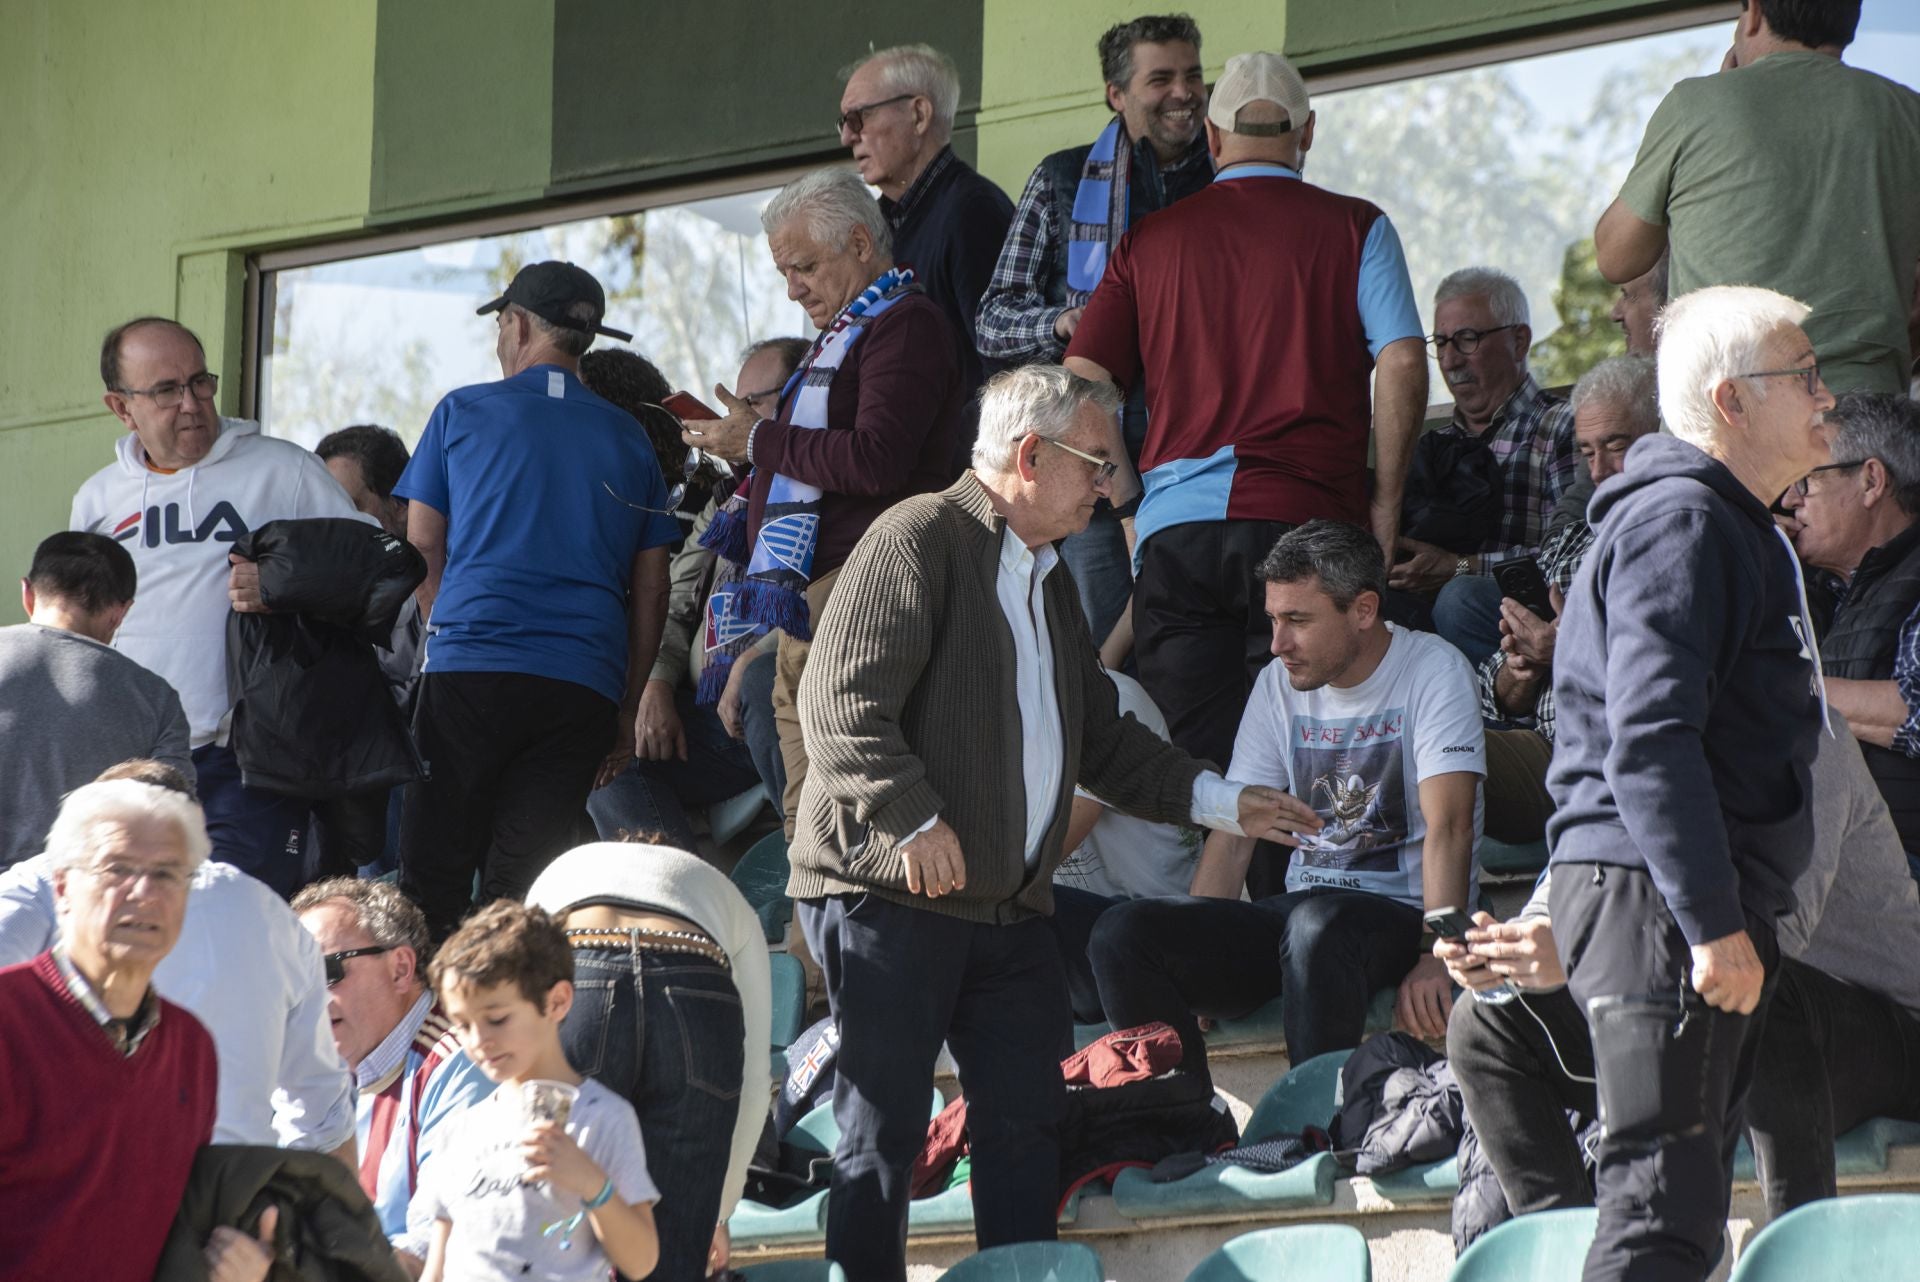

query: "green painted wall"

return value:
[1, 0, 1707, 622]
[1, 0, 380, 620]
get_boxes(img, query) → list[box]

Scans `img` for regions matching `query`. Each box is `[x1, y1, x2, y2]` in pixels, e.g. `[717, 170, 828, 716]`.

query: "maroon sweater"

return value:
[0, 953, 217, 1282]
[746, 292, 965, 581]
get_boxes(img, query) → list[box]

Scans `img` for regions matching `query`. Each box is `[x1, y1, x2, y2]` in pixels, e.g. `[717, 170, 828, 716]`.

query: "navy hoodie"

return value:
[1545, 434, 1823, 946]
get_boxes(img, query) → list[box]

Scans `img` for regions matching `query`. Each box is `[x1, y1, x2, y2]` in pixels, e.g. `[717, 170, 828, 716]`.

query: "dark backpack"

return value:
[1401, 429, 1501, 554]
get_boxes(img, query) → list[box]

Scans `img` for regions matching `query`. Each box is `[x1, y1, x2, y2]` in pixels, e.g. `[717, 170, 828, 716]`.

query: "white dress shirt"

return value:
[906, 525, 1247, 862]
[0, 855, 356, 1150]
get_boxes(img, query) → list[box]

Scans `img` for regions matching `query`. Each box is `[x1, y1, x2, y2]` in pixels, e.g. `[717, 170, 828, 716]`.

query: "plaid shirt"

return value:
[976, 137, 1211, 363]
[1477, 516, 1594, 742]
[1437, 375, 1578, 569]
[51, 944, 160, 1056]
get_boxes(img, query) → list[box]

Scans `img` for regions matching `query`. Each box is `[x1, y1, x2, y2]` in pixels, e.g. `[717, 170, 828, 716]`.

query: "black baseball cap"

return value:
[476, 260, 633, 342]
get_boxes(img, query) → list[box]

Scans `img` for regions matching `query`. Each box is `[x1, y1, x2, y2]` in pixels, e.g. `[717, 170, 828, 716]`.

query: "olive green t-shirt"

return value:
[1619, 52, 1920, 394]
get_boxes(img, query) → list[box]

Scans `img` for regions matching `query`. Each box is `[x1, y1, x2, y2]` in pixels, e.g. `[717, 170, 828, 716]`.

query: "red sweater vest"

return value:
[0, 953, 217, 1282]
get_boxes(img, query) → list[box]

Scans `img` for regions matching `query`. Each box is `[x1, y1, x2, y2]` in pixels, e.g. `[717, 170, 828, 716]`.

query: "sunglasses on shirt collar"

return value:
[324, 946, 393, 985]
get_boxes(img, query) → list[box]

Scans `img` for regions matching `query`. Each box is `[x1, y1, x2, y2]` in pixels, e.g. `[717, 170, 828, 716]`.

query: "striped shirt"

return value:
[51, 944, 159, 1056]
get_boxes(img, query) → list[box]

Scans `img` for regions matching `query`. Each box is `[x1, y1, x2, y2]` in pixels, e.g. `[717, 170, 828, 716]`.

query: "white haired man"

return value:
[1393, 267, 1578, 667]
[789, 365, 1323, 1281]
[1546, 285, 1834, 1282]
[679, 166, 965, 835]
[839, 43, 1012, 408]
[0, 780, 271, 1281]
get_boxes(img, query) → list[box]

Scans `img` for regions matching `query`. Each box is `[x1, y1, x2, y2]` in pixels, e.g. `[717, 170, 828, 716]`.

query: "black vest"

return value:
[1823, 519, 1920, 853]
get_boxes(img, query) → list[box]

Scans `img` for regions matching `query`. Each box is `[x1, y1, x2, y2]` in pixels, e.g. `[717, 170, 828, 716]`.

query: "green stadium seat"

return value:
[730, 830, 793, 944]
[1478, 836, 1548, 879]
[1184, 1223, 1373, 1281]
[788, 1087, 945, 1157]
[1368, 1154, 1459, 1202]
[1110, 1050, 1353, 1221]
[1447, 1207, 1597, 1282]
[737, 1259, 848, 1281]
[938, 1241, 1104, 1281]
[729, 1188, 829, 1246]
[1730, 1193, 1920, 1280]
[769, 951, 806, 1052]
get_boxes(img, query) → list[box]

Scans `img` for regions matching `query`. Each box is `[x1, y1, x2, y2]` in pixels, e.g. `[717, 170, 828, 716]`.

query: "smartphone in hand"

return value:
[663, 390, 720, 421]
[1423, 907, 1476, 942]
[1492, 556, 1556, 622]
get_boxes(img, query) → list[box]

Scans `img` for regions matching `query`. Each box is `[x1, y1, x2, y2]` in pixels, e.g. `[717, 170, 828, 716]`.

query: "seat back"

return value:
[938, 1241, 1104, 1282]
[1185, 1223, 1372, 1281]
[768, 951, 807, 1051]
[1448, 1208, 1598, 1282]
[730, 830, 793, 943]
[1243, 1049, 1353, 1143]
[1730, 1193, 1920, 1280]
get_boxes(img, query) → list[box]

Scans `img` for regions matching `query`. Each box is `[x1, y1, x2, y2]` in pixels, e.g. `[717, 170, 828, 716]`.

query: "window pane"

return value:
[259, 187, 812, 448]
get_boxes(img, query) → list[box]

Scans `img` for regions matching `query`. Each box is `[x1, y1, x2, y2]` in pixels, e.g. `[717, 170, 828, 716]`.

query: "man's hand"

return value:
[1690, 928, 1766, 1014]
[1498, 598, 1558, 667]
[227, 553, 269, 613]
[204, 1205, 278, 1282]
[1389, 537, 1459, 594]
[718, 652, 763, 740]
[1434, 910, 1500, 991]
[900, 818, 967, 898]
[636, 680, 687, 762]
[682, 385, 757, 463]
[1466, 914, 1565, 991]
[1234, 785, 1325, 847]
[1053, 307, 1085, 344]
[1396, 953, 1455, 1039]
[595, 711, 638, 790]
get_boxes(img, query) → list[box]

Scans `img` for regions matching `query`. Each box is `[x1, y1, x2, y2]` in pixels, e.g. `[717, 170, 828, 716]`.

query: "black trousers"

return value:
[1747, 955, 1920, 1217]
[1552, 864, 1778, 1282]
[797, 893, 1069, 1282]
[1132, 519, 1293, 773]
[399, 671, 615, 938]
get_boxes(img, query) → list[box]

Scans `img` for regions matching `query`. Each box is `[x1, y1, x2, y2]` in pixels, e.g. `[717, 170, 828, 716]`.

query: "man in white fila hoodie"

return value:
[70, 317, 366, 896]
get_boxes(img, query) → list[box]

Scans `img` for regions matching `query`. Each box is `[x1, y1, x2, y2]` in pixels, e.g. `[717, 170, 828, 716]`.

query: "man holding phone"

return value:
[1477, 356, 1660, 845]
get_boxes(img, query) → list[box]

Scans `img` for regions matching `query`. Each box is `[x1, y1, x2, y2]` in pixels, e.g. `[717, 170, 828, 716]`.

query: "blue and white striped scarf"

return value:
[1066, 117, 1131, 306]
[696, 266, 917, 701]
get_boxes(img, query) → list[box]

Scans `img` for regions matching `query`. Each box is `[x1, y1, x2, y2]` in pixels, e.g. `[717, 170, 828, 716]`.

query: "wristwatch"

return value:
[1454, 555, 1472, 580]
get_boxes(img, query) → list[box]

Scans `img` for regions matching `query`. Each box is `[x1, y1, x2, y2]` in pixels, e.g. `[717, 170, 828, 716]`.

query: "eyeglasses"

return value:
[741, 384, 786, 415]
[1788, 459, 1864, 498]
[1739, 364, 1824, 398]
[114, 372, 219, 408]
[78, 860, 192, 894]
[1044, 437, 1118, 484]
[602, 403, 712, 516]
[836, 93, 915, 135]
[1428, 325, 1516, 356]
[324, 946, 393, 986]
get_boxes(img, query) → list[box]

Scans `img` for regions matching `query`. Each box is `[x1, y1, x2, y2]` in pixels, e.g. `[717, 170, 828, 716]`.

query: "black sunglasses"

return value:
[324, 946, 393, 986]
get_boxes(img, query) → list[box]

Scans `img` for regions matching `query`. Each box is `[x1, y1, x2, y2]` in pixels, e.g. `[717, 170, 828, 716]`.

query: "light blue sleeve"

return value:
[1357, 216, 1425, 359]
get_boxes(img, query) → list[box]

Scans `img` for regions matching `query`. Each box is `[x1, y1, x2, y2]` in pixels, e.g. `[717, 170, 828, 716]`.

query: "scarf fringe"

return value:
[700, 497, 752, 565]
[695, 655, 733, 708]
[734, 578, 812, 641]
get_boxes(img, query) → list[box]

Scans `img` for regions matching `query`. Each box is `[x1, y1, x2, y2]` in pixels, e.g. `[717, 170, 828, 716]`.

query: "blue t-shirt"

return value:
[394, 364, 679, 703]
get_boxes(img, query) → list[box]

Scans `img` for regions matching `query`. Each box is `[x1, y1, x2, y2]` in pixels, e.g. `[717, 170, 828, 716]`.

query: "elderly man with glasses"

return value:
[293, 877, 491, 1278]
[0, 778, 275, 1281]
[838, 43, 1013, 415]
[789, 364, 1322, 1281]
[1781, 391, 1920, 876]
[676, 167, 965, 837]
[1392, 267, 1578, 668]
[70, 317, 368, 895]
[1545, 285, 1834, 1282]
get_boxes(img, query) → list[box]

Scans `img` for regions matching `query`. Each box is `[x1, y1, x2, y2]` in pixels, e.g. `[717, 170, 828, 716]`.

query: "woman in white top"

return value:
[526, 840, 770, 1282]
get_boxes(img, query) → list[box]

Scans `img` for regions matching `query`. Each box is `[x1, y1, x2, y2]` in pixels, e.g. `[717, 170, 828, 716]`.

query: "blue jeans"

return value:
[799, 893, 1069, 1282]
[1090, 888, 1422, 1075]
[563, 945, 746, 1282]
[1057, 503, 1133, 645]
[587, 688, 762, 850]
[191, 742, 310, 897]
[737, 652, 785, 823]
[1434, 574, 1506, 668]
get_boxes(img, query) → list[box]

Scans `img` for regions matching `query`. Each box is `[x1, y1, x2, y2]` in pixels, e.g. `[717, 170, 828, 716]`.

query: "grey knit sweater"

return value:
[788, 475, 1206, 923]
